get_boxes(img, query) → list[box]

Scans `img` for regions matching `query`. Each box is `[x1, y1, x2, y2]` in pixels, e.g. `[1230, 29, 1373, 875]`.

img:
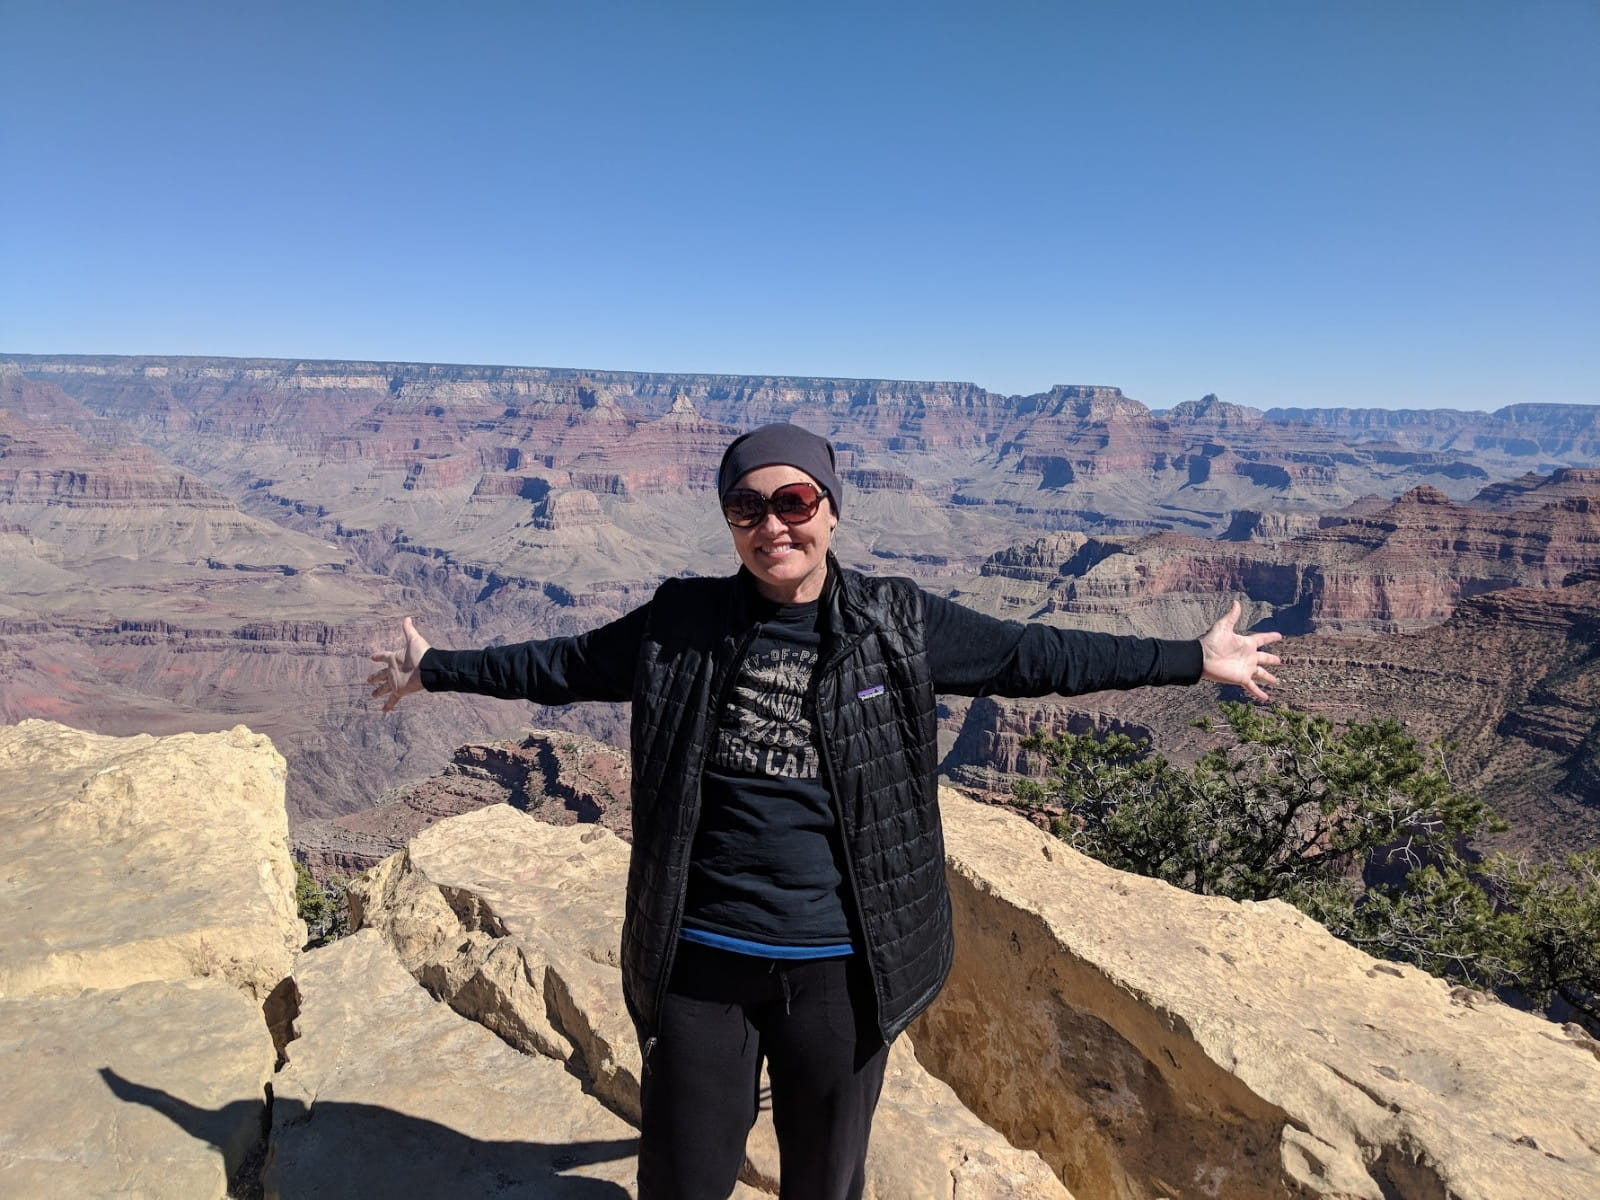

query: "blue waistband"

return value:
[679, 927, 854, 960]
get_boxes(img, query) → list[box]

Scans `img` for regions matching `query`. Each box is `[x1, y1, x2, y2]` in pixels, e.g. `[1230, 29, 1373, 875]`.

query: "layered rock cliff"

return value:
[0, 390, 621, 824]
[945, 572, 1600, 858]
[295, 728, 633, 878]
[1266, 403, 1600, 464]
[6, 352, 1600, 852]
[1271, 574, 1600, 853]
[955, 482, 1600, 638]
[12, 356, 1594, 554]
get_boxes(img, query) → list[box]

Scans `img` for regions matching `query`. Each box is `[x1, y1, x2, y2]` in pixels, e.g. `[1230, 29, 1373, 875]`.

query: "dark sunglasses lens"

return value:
[722, 484, 823, 527]
[722, 491, 767, 527]
[769, 485, 821, 522]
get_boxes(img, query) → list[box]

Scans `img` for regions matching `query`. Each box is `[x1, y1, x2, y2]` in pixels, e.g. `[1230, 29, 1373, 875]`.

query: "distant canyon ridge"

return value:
[2, 353, 1598, 862]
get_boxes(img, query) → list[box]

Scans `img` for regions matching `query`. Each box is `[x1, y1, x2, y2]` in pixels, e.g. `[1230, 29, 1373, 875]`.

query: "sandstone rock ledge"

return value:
[918, 798, 1600, 1200]
[0, 720, 302, 1197]
[262, 929, 644, 1198]
[9, 717, 1597, 1200]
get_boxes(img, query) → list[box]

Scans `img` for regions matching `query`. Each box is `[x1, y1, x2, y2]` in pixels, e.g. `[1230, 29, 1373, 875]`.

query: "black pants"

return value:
[636, 941, 890, 1200]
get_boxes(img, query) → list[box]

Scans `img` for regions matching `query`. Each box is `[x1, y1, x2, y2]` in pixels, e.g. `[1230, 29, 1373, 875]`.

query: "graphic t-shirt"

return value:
[680, 598, 854, 953]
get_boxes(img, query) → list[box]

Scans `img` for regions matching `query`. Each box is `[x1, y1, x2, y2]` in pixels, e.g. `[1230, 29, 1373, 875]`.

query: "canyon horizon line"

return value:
[6, 348, 1594, 419]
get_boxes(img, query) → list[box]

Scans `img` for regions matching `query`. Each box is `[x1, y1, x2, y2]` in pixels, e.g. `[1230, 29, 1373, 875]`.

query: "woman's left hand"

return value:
[1199, 600, 1283, 702]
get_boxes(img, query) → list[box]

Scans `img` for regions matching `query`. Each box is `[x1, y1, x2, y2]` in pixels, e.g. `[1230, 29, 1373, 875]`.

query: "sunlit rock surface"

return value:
[263, 929, 649, 1199]
[0, 720, 300, 1197]
[5, 717, 1598, 1199]
[920, 796, 1600, 1200]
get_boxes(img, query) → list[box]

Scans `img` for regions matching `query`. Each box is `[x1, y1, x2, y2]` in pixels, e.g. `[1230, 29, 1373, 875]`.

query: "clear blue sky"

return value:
[2, 1, 1595, 410]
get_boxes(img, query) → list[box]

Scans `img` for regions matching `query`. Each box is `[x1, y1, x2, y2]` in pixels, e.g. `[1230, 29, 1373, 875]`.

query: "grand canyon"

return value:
[6, 352, 1600, 1198]
[4, 351, 1597, 862]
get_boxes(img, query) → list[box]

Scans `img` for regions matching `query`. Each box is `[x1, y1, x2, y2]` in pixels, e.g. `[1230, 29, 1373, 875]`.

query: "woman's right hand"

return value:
[368, 617, 433, 713]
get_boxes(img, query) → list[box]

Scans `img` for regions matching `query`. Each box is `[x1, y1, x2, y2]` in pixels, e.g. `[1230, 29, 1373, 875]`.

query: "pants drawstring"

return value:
[769, 960, 793, 1015]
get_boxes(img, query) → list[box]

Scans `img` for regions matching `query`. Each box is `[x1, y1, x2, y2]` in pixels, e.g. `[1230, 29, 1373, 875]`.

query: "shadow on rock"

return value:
[100, 1067, 636, 1198]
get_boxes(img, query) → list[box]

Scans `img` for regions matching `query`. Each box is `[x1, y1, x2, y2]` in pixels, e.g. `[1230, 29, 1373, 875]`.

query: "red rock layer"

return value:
[0, 410, 232, 507]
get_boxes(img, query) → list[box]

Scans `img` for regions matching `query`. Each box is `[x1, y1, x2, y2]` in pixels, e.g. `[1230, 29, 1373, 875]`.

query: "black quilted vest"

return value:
[623, 556, 951, 1044]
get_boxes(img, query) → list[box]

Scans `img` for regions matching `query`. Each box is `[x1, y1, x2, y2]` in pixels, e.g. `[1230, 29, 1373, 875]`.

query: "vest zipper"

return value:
[649, 625, 760, 1035]
[810, 634, 884, 1033]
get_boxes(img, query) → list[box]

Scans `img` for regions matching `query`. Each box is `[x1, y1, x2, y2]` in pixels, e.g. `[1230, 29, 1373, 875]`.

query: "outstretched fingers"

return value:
[371, 666, 407, 711]
[1199, 599, 1290, 702]
[367, 653, 398, 689]
[1238, 649, 1282, 702]
[366, 625, 415, 709]
[366, 617, 435, 713]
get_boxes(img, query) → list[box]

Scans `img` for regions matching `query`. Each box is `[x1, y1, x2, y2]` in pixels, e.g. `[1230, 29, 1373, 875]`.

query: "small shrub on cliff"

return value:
[1481, 850, 1600, 1027]
[1296, 862, 1518, 988]
[294, 862, 350, 946]
[1300, 852, 1600, 1025]
[1014, 703, 1494, 902]
[1014, 705, 1600, 1032]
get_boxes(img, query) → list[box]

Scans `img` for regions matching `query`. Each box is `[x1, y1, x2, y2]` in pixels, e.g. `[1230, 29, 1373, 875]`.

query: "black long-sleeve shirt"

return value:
[419, 589, 1203, 703]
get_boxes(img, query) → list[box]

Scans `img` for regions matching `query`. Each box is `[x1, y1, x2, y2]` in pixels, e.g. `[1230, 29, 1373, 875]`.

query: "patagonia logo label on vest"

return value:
[856, 684, 886, 701]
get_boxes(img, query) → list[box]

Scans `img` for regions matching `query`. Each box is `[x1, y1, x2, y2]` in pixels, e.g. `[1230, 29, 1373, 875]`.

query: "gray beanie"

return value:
[717, 423, 844, 515]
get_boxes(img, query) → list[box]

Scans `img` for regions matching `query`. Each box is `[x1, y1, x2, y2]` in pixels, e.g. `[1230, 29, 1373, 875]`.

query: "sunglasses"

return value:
[721, 482, 827, 529]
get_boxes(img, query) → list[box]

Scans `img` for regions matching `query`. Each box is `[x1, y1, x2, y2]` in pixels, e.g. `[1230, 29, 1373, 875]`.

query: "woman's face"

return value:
[726, 464, 837, 604]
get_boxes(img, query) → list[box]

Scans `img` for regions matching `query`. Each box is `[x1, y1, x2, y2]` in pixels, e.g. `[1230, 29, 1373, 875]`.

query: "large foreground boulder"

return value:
[0, 720, 301, 1197]
[917, 797, 1600, 1200]
[344, 791, 1600, 1199]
